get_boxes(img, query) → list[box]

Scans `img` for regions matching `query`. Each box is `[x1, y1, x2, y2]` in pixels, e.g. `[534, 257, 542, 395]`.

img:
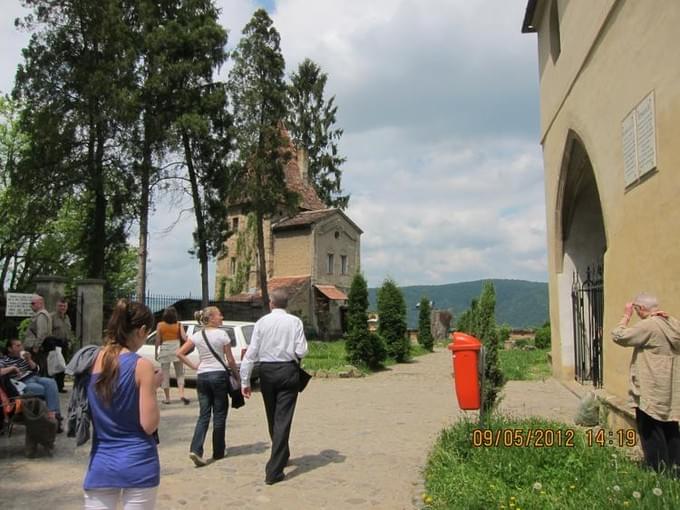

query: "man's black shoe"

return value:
[265, 473, 285, 485]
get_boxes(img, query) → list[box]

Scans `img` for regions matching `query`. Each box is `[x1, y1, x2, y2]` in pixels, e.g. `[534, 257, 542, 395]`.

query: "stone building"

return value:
[522, 1, 680, 428]
[215, 136, 362, 338]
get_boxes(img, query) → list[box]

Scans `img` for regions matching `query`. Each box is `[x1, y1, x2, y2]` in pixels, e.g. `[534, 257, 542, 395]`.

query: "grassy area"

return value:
[499, 348, 552, 381]
[424, 416, 680, 510]
[304, 340, 432, 373]
[304, 340, 352, 372]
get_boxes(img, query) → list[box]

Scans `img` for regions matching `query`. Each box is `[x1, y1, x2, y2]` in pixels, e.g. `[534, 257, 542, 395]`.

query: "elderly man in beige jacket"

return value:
[612, 292, 680, 475]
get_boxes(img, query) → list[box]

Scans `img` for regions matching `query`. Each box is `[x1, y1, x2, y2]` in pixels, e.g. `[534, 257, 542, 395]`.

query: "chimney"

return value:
[297, 146, 309, 183]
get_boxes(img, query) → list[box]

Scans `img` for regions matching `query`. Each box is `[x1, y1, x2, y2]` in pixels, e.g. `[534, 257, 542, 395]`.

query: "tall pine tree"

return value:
[287, 58, 348, 209]
[13, 0, 137, 280]
[227, 9, 298, 308]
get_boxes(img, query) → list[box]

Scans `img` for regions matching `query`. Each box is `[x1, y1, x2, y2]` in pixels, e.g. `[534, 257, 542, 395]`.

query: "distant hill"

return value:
[367, 279, 548, 329]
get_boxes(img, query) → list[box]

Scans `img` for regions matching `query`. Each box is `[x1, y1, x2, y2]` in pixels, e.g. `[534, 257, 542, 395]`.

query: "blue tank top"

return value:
[84, 351, 160, 489]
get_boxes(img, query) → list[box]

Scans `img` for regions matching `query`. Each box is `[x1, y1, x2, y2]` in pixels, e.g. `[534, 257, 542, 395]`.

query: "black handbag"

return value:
[297, 357, 312, 393]
[298, 366, 312, 392]
[201, 330, 245, 409]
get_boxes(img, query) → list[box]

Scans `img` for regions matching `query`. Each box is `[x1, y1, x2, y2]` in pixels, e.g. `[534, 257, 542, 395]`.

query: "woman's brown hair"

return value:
[162, 306, 178, 324]
[96, 299, 154, 405]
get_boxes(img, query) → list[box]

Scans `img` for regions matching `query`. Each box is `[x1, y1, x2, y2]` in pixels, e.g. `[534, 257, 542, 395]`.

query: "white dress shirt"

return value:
[240, 308, 308, 387]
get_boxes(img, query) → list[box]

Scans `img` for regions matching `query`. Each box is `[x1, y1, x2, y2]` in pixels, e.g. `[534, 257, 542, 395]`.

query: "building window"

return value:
[549, 0, 561, 62]
[230, 257, 236, 275]
[340, 255, 348, 275]
[232, 217, 239, 231]
[326, 253, 334, 274]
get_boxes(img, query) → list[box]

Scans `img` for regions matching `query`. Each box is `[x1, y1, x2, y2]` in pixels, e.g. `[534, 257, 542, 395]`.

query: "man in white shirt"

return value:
[241, 289, 308, 485]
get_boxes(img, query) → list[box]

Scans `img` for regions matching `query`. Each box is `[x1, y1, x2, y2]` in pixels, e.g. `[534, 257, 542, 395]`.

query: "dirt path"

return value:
[2, 348, 580, 509]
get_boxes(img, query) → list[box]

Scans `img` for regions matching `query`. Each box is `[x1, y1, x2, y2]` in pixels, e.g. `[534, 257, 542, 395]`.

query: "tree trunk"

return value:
[255, 209, 269, 309]
[91, 126, 107, 280]
[182, 131, 210, 308]
[135, 138, 152, 303]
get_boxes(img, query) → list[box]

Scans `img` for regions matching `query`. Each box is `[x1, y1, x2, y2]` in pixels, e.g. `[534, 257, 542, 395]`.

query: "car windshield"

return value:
[242, 325, 253, 344]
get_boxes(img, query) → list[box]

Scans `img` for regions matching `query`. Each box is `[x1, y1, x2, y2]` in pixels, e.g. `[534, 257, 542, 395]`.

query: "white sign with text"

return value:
[5, 293, 34, 317]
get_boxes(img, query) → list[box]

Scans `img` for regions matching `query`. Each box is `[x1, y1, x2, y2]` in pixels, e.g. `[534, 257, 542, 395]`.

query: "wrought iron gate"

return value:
[572, 264, 603, 387]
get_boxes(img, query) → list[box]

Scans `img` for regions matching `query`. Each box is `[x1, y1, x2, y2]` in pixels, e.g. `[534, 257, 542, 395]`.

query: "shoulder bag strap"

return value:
[202, 329, 230, 373]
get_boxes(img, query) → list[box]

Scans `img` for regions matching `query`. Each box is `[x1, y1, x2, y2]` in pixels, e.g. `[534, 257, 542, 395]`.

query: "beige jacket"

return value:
[612, 315, 680, 421]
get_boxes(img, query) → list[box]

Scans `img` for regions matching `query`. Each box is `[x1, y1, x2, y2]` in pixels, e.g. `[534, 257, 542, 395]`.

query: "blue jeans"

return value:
[190, 371, 229, 459]
[23, 375, 61, 414]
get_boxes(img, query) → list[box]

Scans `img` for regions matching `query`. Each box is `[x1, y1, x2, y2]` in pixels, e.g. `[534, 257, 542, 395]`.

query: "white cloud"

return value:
[1, 0, 547, 295]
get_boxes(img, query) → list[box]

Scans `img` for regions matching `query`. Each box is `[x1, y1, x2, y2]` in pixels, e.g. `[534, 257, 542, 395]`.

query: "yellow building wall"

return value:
[273, 230, 312, 277]
[534, 0, 680, 399]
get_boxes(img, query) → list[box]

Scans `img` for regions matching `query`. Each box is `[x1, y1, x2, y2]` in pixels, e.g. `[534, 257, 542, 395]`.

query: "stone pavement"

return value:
[1, 348, 581, 509]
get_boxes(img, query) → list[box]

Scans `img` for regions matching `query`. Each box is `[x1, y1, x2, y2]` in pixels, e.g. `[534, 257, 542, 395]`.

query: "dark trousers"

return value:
[260, 362, 299, 481]
[190, 371, 229, 459]
[636, 407, 680, 475]
[53, 372, 65, 392]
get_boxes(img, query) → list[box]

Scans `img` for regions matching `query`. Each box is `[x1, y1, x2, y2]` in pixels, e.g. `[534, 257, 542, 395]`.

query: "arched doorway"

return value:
[555, 131, 606, 386]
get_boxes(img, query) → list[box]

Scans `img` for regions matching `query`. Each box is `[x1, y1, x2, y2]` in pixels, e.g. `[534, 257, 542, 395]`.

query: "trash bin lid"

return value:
[448, 331, 482, 352]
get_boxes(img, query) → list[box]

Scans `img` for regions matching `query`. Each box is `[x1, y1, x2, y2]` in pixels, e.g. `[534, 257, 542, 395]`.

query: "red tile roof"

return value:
[226, 275, 311, 303]
[315, 285, 348, 301]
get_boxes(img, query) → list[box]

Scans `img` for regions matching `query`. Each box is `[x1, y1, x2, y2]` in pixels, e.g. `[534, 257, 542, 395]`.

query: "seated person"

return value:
[1, 339, 63, 432]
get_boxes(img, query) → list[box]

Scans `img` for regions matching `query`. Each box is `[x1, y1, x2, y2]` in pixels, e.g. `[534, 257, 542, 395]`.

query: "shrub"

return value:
[472, 282, 505, 418]
[377, 278, 409, 362]
[345, 272, 387, 368]
[417, 297, 434, 351]
[535, 322, 551, 349]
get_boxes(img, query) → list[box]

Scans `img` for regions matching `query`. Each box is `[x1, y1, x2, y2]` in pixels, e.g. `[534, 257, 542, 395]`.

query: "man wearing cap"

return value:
[612, 292, 680, 475]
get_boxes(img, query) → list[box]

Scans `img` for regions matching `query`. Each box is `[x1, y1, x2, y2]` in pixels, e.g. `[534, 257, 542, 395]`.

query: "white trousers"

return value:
[83, 487, 158, 510]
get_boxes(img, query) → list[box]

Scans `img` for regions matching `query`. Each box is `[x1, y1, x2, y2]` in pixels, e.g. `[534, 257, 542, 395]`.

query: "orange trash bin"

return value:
[448, 332, 482, 410]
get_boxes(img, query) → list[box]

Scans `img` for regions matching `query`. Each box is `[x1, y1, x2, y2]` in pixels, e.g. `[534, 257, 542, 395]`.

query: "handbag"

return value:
[47, 346, 67, 375]
[298, 359, 312, 393]
[201, 330, 245, 409]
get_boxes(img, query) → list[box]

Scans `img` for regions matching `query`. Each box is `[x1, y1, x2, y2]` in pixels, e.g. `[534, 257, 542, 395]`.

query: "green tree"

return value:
[127, 0, 230, 302]
[455, 299, 477, 334]
[287, 58, 348, 209]
[227, 9, 299, 308]
[417, 297, 434, 351]
[13, 0, 137, 280]
[344, 272, 386, 369]
[377, 278, 409, 362]
[534, 322, 551, 349]
[497, 324, 511, 345]
[179, 85, 233, 306]
[472, 281, 505, 417]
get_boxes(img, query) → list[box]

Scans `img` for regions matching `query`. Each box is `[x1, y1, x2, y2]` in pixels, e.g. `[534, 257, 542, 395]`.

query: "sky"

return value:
[0, 0, 545, 295]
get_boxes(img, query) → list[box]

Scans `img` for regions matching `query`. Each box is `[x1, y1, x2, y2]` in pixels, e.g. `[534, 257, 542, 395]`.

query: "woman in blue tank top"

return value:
[84, 300, 161, 510]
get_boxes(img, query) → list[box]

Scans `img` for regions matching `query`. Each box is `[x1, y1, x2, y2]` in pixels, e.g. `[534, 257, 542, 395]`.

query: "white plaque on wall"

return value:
[621, 112, 637, 187]
[5, 292, 34, 317]
[621, 91, 657, 188]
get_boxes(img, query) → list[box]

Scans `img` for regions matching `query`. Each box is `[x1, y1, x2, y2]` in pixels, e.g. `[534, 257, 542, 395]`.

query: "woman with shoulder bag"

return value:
[177, 306, 239, 466]
[155, 306, 189, 405]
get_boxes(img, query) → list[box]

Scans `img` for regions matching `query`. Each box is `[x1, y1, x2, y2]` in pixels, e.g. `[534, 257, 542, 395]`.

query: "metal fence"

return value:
[571, 264, 604, 387]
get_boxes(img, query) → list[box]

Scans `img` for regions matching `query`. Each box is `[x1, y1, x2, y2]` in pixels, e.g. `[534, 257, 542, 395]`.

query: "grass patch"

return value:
[304, 340, 431, 372]
[499, 348, 552, 381]
[424, 416, 680, 509]
[304, 340, 351, 372]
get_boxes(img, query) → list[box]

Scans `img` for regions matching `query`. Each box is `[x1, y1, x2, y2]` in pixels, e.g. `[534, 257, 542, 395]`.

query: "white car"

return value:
[138, 320, 258, 382]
